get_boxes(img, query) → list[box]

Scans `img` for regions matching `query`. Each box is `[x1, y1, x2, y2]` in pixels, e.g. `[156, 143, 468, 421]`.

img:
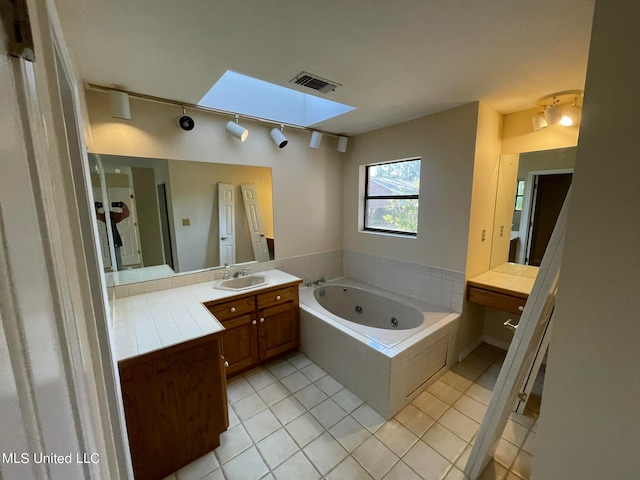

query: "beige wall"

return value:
[343, 102, 480, 273]
[465, 102, 503, 278]
[533, 1, 640, 478]
[131, 167, 164, 267]
[85, 90, 344, 261]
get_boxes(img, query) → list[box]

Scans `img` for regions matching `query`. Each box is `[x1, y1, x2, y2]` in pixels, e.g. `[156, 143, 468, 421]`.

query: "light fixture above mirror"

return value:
[532, 90, 583, 131]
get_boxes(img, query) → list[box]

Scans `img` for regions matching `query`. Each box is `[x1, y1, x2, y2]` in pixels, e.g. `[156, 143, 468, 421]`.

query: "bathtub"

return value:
[299, 278, 460, 419]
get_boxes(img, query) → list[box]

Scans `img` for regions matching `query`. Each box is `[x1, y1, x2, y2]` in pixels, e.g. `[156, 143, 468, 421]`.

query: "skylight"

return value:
[198, 71, 355, 128]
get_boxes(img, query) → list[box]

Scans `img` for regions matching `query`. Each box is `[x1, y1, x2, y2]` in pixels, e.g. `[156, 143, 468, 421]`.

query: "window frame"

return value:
[363, 157, 421, 236]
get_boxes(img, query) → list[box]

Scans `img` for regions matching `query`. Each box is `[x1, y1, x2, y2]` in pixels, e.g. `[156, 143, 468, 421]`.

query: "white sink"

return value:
[215, 274, 269, 291]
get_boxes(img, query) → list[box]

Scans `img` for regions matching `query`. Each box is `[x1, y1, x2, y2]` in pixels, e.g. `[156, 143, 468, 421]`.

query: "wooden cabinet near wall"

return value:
[118, 334, 228, 480]
[205, 281, 302, 376]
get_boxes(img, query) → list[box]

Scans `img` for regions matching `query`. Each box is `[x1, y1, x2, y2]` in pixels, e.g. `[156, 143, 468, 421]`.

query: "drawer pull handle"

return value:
[252, 320, 257, 325]
[518, 305, 524, 312]
[504, 319, 519, 332]
[230, 307, 236, 313]
[259, 317, 265, 323]
[275, 295, 281, 301]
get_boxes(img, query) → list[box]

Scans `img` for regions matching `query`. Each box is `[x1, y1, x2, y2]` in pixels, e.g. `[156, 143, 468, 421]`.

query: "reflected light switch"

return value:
[182, 218, 190, 226]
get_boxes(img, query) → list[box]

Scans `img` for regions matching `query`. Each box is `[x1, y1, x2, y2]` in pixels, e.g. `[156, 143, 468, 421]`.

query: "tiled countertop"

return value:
[111, 269, 301, 362]
[467, 263, 539, 297]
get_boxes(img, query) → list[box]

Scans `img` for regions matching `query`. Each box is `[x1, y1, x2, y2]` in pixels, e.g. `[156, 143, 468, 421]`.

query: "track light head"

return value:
[226, 117, 248, 141]
[270, 126, 288, 148]
[177, 107, 195, 131]
[337, 136, 349, 153]
[109, 90, 131, 120]
[309, 131, 323, 149]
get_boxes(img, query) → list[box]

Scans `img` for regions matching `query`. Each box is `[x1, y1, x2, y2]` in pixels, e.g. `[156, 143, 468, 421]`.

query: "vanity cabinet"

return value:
[118, 334, 228, 480]
[205, 281, 301, 376]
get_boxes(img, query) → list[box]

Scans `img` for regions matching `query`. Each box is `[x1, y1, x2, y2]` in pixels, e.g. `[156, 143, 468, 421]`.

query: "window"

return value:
[514, 180, 525, 211]
[364, 158, 421, 235]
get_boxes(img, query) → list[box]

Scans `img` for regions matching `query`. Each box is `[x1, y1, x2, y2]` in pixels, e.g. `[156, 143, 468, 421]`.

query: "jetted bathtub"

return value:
[299, 278, 460, 419]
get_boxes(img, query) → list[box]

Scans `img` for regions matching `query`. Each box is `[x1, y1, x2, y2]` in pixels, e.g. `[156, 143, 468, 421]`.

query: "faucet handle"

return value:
[242, 266, 252, 276]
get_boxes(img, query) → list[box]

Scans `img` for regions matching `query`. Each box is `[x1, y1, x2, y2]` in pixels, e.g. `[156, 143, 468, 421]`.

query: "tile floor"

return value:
[164, 343, 540, 480]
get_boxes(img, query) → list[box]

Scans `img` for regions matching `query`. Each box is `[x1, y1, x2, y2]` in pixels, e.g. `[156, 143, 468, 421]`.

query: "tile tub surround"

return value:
[300, 279, 460, 419]
[163, 344, 538, 480]
[343, 251, 465, 313]
[111, 269, 301, 361]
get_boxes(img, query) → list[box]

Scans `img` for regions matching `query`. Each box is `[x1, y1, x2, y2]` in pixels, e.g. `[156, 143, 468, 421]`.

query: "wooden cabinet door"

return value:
[258, 302, 299, 361]
[218, 314, 259, 376]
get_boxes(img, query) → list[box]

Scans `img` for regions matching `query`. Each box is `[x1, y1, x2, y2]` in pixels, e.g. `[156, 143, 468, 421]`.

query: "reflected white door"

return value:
[241, 184, 269, 262]
[93, 187, 141, 267]
[218, 183, 236, 265]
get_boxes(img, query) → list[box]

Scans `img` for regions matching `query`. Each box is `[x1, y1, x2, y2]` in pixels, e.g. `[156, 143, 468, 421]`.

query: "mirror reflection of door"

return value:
[218, 183, 236, 265]
[526, 173, 572, 266]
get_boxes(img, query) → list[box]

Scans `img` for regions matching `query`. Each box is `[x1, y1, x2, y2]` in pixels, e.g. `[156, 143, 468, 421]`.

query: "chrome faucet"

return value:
[311, 276, 326, 285]
[222, 264, 230, 280]
[241, 266, 251, 276]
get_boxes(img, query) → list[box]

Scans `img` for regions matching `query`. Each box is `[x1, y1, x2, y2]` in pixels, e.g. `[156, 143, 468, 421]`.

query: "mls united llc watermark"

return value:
[2, 452, 100, 464]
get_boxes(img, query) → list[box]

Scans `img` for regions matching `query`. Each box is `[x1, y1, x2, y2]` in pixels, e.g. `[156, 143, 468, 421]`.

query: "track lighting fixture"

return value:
[226, 116, 249, 142]
[532, 91, 583, 132]
[337, 136, 349, 153]
[109, 90, 131, 120]
[177, 107, 195, 131]
[270, 125, 288, 148]
[309, 131, 323, 149]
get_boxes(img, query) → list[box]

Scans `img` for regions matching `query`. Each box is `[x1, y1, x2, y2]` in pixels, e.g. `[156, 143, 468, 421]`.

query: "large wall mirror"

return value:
[88, 154, 274, 286]
[490, 147, 575, 269]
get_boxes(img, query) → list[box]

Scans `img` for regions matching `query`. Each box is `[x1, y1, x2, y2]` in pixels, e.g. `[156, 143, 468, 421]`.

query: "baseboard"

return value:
[481, 335, 511, 352]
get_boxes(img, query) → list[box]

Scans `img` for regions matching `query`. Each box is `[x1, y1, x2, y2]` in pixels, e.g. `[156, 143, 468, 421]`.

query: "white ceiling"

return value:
[54, 0, 595, 136]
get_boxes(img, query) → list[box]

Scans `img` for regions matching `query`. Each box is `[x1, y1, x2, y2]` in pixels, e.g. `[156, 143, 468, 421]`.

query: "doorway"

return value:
[526, 173, 572, 266]
[157, 182, 174, 269]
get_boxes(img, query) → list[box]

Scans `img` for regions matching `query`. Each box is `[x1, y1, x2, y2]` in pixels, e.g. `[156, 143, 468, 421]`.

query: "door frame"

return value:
[517, 168, 573, 264]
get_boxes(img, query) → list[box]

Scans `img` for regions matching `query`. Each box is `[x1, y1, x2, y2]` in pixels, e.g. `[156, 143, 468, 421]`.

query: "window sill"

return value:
[360, 229, 417, 239]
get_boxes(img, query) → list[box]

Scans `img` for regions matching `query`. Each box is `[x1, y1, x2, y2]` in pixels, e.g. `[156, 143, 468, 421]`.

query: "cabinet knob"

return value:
[518, 305, 524, 312]
[230, 307, 236, 313]
[259, 317, 265, 323]
[252, 320, 257, 325]
[224, 361, 229, 368]
[275, 295, 281, 301]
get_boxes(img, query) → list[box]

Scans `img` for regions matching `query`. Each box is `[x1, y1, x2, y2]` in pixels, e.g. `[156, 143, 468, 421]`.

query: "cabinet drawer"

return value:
[257, 285, 297, 309]
[467, 285, 526, 315]
[207, 296, 255, 322]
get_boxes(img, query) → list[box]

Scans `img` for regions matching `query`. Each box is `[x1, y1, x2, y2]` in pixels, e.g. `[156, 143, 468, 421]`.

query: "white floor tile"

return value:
[272, 451, 320, 480]
[199, 469, 224, 480]
[256, 428, 299, 470]
[246, 369, 278, 391]
[221, 446, 269, 480]
[451, 362, 484, 382]
[412, 391, 449, 420]
[310, 398, 347, 429]
[215, 424, 253, 465]
[175, 452, 218, 480]
[501, 419, 529, 447]
[382, 460, 422, 480]
[267, 359, 297, 379]
[352, 435, 399, 479]
[438, 409, 480, 443]
[294, 383, 328, 410]
[286, 352, 313, 369]
[440, 370, 473, 393]
[352, 403, 386, 433]
[300, 363, 327, 382]
[375, 420, 418, 457]
[511, 450, 533, 479]
[332, 388, 364, 413]
[427, 380, 464, 406]
[285, 412, 325, 448]
[326, 456, 374, 480]
[394, 404, 436, 437]
[329, 415, 372, 453]
[494, 438, 518, 470]
[243, 409, 282, 443]
[444, 466, 467, 480]
[422, 423, 467, 463]
[522, 430, 536, 455]
[233, 392, 268, 421]
[315, 375, 344, 396]
[453, 395, 488, 423]
[403, 440, 451, 480]
[476, 372, 498, 390]
[227, 377, 256, 403]
[270, 396, 306, 425]
[303, 432, 348, 475]
[257, 382, 291, 406]
[280, 371, 312, 393]
[465, 384, 493, 406]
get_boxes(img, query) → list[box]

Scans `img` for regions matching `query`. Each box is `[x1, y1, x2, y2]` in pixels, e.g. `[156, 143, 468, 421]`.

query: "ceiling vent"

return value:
[290, 71, 341, 94]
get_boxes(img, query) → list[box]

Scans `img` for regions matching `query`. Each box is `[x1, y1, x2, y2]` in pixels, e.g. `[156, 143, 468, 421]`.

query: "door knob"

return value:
[221, 236, 228, 240]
